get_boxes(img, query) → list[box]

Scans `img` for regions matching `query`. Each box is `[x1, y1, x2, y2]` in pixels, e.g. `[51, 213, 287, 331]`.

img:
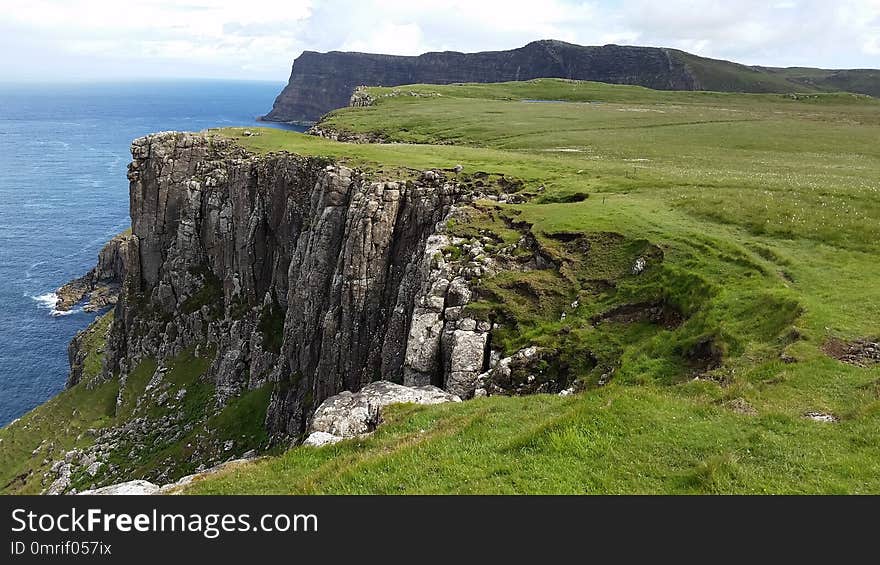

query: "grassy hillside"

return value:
[763, 67, 880, 98]
[673, 51, 825, 94]
[178, 78, 880, 494]
[4, 78, 878, 494]
[670, 51, 880, 98]
[0, 312, 274, 494]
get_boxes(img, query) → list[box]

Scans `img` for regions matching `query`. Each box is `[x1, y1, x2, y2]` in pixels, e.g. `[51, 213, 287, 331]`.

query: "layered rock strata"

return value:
[74, 132, 495, 443]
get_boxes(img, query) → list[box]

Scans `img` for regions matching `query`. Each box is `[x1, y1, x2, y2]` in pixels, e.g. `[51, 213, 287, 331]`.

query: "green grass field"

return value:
[3, 78, 878, 494]
[182, 79, 880, 494]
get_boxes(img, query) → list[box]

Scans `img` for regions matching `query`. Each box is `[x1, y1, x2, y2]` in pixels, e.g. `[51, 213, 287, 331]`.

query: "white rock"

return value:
[404, 311, 444, 374]
[309, 381, 460, 439]
[805, 411, 839, 423]
[303, 431, 344, 447]
[86, 461, 103, 477]
[448, 330, 488, 373]
[632, 257, 647, 274]
[79, 480, 160, 496]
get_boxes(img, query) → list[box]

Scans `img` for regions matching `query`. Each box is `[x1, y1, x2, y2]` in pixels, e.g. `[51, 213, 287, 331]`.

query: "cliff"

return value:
[55, 232, 130, 314]
[9, 73, 873, 494]
[261, 39, 880, 124]
[263, 40, 699, 124]
[96, 132, 504, 440]
[3, 124, 595, 493]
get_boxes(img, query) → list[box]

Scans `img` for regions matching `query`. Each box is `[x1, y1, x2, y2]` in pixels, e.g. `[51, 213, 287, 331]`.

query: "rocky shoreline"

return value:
[55, 231, 130, 313]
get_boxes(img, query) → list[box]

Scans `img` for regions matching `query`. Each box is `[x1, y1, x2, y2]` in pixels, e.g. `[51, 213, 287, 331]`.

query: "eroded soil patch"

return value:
[592, 301, 684, 330]
[822, 337, 880, 367]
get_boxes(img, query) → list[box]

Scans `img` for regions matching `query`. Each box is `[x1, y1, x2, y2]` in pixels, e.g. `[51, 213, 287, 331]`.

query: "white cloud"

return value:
[0, 0, 877, 81]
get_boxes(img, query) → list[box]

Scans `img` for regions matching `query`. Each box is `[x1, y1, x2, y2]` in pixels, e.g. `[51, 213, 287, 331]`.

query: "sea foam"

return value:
[31, 292, 78, 317]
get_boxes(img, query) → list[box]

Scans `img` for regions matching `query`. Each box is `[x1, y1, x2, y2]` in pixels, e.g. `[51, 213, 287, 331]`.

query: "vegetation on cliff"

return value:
[195, 78, 880, 493]
[2, 77, 879, 494]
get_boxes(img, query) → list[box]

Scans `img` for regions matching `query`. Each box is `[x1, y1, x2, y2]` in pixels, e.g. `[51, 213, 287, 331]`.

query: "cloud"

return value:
[0, 0, 877, 81]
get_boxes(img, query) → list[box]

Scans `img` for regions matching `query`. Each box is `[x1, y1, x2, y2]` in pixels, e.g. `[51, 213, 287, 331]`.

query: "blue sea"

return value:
[0, 80, 304, 426]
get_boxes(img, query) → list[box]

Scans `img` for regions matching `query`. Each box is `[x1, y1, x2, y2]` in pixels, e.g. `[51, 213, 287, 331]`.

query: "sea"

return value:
[0, 80, 305, 427]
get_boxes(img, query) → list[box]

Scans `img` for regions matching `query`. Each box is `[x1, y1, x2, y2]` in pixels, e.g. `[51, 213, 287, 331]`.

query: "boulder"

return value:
[309, 381, 460, 439]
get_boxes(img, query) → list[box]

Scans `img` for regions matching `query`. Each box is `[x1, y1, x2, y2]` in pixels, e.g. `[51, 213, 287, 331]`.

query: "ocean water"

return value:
[0, 80, 304, 426]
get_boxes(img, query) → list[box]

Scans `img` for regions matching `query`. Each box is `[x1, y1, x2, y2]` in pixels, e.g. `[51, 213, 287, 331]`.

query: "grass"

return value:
[0, 312, 118, 494]
[5, 77, 880, 494]
[188, 78, 880, 493]
[0, 328, 272, 493]
[188, 385, 880, 494]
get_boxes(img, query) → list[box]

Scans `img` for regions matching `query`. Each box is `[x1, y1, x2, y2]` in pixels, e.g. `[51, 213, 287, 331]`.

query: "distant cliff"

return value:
[263, 41, 699, 124]
[262, 39, 880, 124]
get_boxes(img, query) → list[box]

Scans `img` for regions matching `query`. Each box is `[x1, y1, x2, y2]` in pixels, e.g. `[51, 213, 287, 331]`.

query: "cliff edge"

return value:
[262, 39, 880, 124]
[263, 40, 699, 124]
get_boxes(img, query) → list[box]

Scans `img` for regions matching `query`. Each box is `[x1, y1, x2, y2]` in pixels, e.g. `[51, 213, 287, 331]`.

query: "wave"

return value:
[32, 292, 58, 309]
[31, 140, 70, 149]
[24, 260, 47, 280]
[50, 308, 80, 317]
[31, 292, 80, 317]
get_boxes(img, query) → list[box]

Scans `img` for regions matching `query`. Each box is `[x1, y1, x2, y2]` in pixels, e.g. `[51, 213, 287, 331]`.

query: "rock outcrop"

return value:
[401, 231, 493, 398]
[304, 380, 460, 445]
[474, 346, 577, 397]
[55, 232, 130, 313]
[81, 132, 495, 445]
[78, 480, 159, 496]
[77, 458, 259, 495]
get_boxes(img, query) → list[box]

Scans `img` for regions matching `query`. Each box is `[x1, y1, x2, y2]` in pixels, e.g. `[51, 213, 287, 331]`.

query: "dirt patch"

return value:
[544, 231, 582, 243]
[804, 411, 839, 423]
[822, 337, 880, 367]
[537, 192, 589, 204]
[724, 398, 758, 415]
[592, 301, 684, 330]
[684, 336, 724, 374]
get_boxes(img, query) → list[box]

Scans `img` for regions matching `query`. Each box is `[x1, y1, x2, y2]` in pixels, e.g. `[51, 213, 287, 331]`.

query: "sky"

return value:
[0, 0, 878, 82]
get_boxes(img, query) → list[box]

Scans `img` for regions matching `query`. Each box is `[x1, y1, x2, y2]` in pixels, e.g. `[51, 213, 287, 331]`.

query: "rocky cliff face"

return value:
[263, 40, 697, 124]
[55, 232, 130, 315]
[88, 131, 498, 441]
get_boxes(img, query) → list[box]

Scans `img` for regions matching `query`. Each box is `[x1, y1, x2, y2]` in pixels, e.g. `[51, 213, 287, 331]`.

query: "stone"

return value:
[86, 461, 103, 477]
[632, 257, 647, 274]
[805, 411, 839, 423]
[45, 463, 72, 495]
[303, 431, 344, 447]
[446, 277, 472, 307]
[403, 312, 444, 374]
[448, 330, 488, 373]
[309, 381, 460, 439]
[444, 306, 463, 321]
[79, 480, 160, 496]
